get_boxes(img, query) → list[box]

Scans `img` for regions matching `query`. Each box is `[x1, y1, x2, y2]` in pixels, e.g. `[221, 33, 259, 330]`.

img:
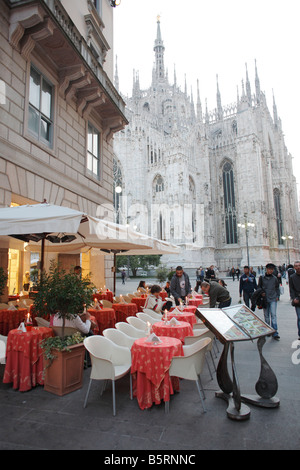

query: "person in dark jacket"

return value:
[239, 266, 257, 307]
[289, 261, 300, 339]
[201, 281, 231, 308]
[258, 263, 280, 340]
[170, 266, 192, 305]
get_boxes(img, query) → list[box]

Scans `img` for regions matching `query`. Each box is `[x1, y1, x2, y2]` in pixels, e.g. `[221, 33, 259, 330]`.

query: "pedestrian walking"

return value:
[121, 269, 126, 285]
[289, 260, 300, 340]
[258, 263, 280, 340]
[239, 265, 257, 307]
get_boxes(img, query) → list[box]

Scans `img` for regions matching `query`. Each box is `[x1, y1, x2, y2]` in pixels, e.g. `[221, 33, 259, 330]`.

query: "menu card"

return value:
[196, 305, 274, 342]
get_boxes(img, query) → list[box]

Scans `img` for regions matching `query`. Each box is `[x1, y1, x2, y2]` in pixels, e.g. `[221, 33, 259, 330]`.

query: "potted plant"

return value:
[34, 261, 95, 396]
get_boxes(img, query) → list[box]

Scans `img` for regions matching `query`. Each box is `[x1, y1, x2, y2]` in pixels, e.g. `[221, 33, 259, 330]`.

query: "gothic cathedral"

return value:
[113, 19, 299, 270]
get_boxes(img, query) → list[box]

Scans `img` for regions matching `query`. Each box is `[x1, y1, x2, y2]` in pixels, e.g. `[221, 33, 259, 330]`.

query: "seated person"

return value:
[52, 311, 93, 335]
[164, 281, 171, 296]
[144, 285, 173, 313]
[137, 280, 147, 293]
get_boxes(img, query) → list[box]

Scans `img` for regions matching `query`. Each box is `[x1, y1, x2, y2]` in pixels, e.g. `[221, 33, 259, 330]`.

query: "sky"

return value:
[113, 0, 300, 196]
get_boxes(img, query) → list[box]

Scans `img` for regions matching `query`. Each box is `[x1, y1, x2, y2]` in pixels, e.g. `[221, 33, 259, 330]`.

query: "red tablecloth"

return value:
[87, 308, 115, 334]
[186, 298, 203, 307]
[131, 336, 183, 410]
[167, 310, 197, 327]
[112, 303, 138, 322]
[159, 292, 168, 301]
[0, 308, 28, 335]
[3, 327, 54, 391]
[152, 321, 193, 343]
[93, 291, 114, 303]
[131, 297, 146, 312]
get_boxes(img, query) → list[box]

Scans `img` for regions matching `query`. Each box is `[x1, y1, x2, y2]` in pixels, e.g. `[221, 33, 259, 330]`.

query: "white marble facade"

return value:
[113, 19, 299, 271]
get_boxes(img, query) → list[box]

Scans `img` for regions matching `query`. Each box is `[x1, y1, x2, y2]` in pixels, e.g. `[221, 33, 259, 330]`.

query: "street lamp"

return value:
[281, 235, 293, 265]
[238, 216, 255, 266]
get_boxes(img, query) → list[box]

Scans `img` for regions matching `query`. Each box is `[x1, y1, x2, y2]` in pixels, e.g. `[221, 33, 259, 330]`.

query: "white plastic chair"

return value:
[0, 334, 7, 364]
[137, 312, 159, 325]
[142, 308, 162, 320]
[101, 300, 113, 308]
[184, 330, 217, 379]
[35, 317, 50, 328]
[103, 328, 136, 349]
[167, 337, 212, 413]
[115, 322, 146, 338]
[126, 316, 148, 331]
[83, 336, 132, 416]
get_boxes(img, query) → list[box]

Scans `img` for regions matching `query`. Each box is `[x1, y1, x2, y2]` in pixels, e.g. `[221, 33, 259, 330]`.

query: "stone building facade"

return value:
[0, 0, 127, 296]
[113, 19, 299, 271]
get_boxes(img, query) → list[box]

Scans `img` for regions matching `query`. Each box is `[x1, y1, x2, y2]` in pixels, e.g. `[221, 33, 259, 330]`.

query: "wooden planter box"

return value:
[43, 343, 85, 396]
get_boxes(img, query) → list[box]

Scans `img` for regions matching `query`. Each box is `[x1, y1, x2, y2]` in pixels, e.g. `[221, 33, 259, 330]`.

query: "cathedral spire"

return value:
[245, 63, 252, 105]
[255, 59, 261, 104]
[153, 16, 165, 81]
[273, 89, 278, 127]
[197, 79, 203, 122]
[216, 74, 223, 120]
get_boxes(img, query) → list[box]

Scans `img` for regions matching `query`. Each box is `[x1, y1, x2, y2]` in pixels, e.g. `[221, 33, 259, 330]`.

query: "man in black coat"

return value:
[289, 261, 300, 340]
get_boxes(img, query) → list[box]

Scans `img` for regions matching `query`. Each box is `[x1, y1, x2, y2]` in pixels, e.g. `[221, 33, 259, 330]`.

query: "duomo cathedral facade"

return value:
[113, 19, 299, 270]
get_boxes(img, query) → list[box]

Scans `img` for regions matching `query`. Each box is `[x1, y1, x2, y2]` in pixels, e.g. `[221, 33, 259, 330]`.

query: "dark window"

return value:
[223, 162, 237, 244]
[274, 189, 283, 243]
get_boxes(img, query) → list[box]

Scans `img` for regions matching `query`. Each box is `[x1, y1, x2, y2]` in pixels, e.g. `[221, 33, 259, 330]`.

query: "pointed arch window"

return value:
[155, 175, 164, 193]
[223, 162, 237, 244]
[274, 188, 283, 244]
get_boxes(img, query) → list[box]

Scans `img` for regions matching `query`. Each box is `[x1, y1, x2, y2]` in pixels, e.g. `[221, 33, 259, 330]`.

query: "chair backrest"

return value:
[101, 300, 113, 308]
[52, 326, 79, 338]
[83, 336, 131, 380]
[123, 296, 131, 303]
[0, 334, 7, 364]
[142, 308, 162, 320]
[136, 312, 158, 325]
[103, 328, 136, 349]
[185, 329, 214, 350]
[126, 294, 134, 299]
[169, 337, 211, 380]
[115, 322, 146, 338]
[35, 317, 50, 328]
[0, 303, 9, 309]
[126, 316, 148, 331]
[114, 296, 120, 303]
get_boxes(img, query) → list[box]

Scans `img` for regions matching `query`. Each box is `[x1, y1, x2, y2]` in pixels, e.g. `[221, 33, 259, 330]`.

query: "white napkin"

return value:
[172, 307, 183, 314]
[166, 317, 180, 326]
[18, 322, 27, 332]
[8, 305, 17, 310]
[145, 333, 162, 343]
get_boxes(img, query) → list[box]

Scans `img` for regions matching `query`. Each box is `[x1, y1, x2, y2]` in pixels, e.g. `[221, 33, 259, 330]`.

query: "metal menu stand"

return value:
[196, 304, 280, 421]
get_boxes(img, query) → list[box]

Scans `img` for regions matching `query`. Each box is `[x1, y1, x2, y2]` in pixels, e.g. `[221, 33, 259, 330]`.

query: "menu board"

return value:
[196, 305, 274, 343]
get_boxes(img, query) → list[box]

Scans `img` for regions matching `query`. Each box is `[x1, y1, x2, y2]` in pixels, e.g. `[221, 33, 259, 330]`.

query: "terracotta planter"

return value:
[43, 343, 85, 396]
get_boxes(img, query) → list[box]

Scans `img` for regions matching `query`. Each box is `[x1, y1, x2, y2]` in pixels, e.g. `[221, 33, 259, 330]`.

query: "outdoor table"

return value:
[3, 327, 54, 391]
[152, 320, 193, 343]
[112, 302, 138, 323]
[131, 336, 183, 410]
[131, 297, 146, 312]
[167, 310, 197, 327]
[159, 292, 168, 301]
[87, 308, 115, 334]
[93, 291, 114, 303]
[0, 308, 28, 335]
[186, 298, 202, 307]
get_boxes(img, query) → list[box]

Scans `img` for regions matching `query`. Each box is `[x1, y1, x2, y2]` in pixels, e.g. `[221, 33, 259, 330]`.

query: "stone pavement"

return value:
[0, 277, 299, 451]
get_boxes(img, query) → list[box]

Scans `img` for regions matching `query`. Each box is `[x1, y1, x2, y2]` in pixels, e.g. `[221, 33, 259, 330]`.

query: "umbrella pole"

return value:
[40, 237, 45, 281]
[113, 253, 116, 295]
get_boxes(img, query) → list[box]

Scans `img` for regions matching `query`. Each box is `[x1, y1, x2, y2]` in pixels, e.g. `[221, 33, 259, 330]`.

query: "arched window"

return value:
[222, 162, 237, 244]
[274, 189, 283, 243]
[155, 175, 164, 193]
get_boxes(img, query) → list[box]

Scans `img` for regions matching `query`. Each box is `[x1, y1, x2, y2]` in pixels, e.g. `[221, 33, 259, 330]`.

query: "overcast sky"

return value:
[113, 0, 300, 195]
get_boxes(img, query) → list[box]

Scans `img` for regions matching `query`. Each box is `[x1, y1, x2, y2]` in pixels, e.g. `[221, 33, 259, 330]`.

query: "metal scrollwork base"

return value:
[215, 336, 280, 421]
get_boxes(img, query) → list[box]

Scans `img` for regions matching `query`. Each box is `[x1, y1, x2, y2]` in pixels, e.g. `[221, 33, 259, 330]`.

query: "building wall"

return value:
[0, 0, 127, 293]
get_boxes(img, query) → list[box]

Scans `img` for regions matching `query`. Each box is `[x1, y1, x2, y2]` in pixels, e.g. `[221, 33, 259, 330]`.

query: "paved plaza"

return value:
[0, 277, 299, 451]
